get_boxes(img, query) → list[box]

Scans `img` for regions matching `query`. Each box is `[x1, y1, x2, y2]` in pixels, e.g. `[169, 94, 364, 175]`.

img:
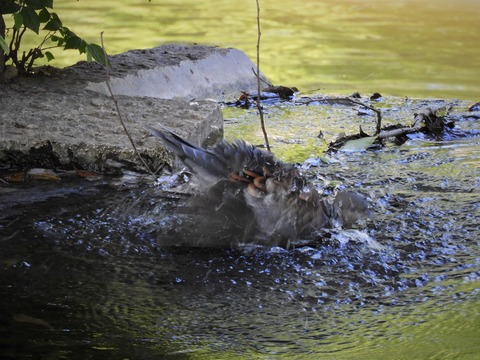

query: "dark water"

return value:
[1, 98, 480, 358]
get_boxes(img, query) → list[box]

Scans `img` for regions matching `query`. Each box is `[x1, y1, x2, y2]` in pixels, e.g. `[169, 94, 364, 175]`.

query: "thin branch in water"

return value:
[99, 32, 154, 175]
[344, 98, 383, 135]
[255, 0, 271, 152]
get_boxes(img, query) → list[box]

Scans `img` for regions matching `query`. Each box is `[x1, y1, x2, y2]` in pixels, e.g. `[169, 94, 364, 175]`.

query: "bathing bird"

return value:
[148, 125, 369, 248]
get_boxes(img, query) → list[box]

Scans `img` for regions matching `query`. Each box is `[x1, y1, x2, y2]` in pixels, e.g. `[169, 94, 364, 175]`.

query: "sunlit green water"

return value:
[8, 0, 480, 100]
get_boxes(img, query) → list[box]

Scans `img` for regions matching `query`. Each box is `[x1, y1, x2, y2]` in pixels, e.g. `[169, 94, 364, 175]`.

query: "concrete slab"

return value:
[86, 44, 269, 101]
[0, 44, 269, 173]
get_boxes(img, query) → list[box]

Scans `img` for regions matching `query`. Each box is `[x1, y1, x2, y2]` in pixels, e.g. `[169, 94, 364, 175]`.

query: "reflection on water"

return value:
[1, 98, 479, 358]
[12, 0, 480, 100]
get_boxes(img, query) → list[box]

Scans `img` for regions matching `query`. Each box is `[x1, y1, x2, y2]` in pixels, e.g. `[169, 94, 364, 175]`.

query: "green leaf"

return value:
[43, 12, 62, 30]
[0, 35, 10, 55]
[0, 1, 21, 14]
[24, 0, 37, 10]
[340, 136, 377, 152]
[21, 6, 40, 33]
[13, 12, 23, 30]
[64, 29, 76, 38]
[64, 35, 83, 50]
[25, 0, 46, 10]
[43, 18, 61, 31]
[78, 40, 87, 54]
[50, 34, 65, 46]
[85, 43, 109, 66]
[38, 8, 50, 23]
[45, 51, 55, 61]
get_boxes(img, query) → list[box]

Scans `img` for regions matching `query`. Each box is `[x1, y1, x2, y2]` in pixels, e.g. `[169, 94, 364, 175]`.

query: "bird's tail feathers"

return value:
[145, 124, 231, 183]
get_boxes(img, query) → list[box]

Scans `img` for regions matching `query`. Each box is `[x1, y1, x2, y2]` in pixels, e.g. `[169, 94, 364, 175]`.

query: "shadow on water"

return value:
[1, 98, 480, 358]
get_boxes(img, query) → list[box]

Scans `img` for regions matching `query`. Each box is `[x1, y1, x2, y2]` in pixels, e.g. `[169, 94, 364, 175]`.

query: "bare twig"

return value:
[344, 98, 383, 135]
[255, 0, 271, 152]
[99, 32, 154, 174]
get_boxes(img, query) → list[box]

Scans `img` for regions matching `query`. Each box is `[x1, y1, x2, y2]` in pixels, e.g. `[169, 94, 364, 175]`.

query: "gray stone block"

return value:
[0, 44, 268, 173]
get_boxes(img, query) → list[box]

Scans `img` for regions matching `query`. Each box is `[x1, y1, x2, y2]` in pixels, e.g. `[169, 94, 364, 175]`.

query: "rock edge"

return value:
[0, 44, 269, 174]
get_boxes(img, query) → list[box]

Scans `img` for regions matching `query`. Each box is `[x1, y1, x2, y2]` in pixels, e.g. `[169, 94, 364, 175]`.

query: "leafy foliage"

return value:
[0, 0, 107, 74]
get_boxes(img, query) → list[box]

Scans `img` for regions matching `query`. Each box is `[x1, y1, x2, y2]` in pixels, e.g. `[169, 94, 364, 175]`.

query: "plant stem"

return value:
[100, 32, 154, 175]
[255, 0, 271, 152]
[0, 15, 5, 73]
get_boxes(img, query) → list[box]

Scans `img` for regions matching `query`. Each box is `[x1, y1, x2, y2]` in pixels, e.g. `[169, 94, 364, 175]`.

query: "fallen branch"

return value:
[377, 124, 420, 139]
[379, 107, 452, 139]
[327, 107, 454, 152]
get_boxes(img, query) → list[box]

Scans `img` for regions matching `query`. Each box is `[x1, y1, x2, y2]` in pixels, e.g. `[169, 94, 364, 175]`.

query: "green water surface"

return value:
[8, 0, 480, 100]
